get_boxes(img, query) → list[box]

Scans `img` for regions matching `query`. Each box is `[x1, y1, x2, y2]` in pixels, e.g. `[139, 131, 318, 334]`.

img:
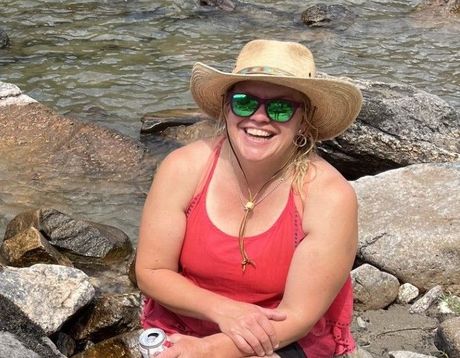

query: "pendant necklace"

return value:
[226, 135, 295, 272]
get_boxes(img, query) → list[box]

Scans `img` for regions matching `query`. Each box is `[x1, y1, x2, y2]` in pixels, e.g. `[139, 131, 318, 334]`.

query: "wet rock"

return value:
[436, 317, 460, 357]
[0, 96, 156, 179]
[71, 329, 143, 358]
[301, 4, 356, 30]
[320, 78, 460, 179]
[352, 163, 460, 292]
[4, 208, 133, 266]
[0, 295, 65, 358]
[410, 286, 444, 314]
[0, 227, 73, 267]
[127, 251, 137, 287]
[66, 293, 141, 343]
[352, 264, 400, 310]
[397, 283, 420, 304]
[0, 264, 95, 335]
[141, 108, 208, 134]
[199, 0, 236, 12]
[0, 28, 10, 48]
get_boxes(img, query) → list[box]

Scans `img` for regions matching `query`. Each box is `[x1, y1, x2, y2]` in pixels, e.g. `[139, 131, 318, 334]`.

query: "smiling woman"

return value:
[135, 39, 363, 358]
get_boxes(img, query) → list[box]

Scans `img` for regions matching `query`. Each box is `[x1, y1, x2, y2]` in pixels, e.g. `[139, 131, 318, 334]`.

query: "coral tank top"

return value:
[141, 139, 355, 357]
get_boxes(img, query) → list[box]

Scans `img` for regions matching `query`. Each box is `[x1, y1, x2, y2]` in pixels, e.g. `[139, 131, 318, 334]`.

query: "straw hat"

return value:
[190, 39, 362, 141]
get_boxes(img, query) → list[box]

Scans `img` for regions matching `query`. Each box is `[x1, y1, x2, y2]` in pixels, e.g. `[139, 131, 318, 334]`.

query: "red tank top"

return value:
[141, 140, 356, 357]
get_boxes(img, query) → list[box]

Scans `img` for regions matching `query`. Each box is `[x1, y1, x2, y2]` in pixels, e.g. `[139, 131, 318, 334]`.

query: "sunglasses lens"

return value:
[231, 93, 259, 117]
[266, 100, 295, 122]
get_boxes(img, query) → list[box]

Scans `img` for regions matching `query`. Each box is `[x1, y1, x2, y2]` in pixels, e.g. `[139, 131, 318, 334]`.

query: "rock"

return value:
[0, 227, 73, 267]
[0, 28, 10, 48]
[71, 329, 143, 358]
[398, 283, 420, 304]
[389, 351, 437, 358]
[0, 81, 37, 106]
[320, 79, 460, 179]
[435, 317, 460, 357]
[0, 294, 66, 358]
[141, 108, 208, 134]
[162, 119, 217, 144]
[301, 4, 356, 30]
[352, 163, 460, 292]
[0, 98, 156, 179]
[4, 208, 133, 266]
[66, 293, 141, 343]
[352, 264, 400, 310]
[416, 0, 460, 15]
[410, 285, 444, 314]
[0, 264, 95, 335]
[198, 0, 236, 12]
[127, 251, 137, 287]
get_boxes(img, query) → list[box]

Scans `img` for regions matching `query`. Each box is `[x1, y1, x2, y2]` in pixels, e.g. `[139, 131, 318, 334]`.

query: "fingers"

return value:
[259, 307, 287, 321]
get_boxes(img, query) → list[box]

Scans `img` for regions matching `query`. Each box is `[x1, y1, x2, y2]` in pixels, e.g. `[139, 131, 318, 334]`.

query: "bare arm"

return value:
[159, 162, 358, 357]
[136, 141, 285, 356]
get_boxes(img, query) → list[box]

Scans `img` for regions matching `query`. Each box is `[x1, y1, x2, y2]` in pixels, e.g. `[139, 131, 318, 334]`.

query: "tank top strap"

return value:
[187, 137, 225, 213]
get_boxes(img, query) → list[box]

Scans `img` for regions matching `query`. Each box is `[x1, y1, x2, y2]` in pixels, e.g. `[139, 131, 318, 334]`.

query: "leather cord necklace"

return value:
[225, 131, 296, 272]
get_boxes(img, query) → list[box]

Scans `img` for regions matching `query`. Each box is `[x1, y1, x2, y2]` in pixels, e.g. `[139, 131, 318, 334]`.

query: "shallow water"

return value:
[0, 0, 459, 242]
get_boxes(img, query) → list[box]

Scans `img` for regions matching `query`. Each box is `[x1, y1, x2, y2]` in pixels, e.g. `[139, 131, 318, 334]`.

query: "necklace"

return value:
[226, 137, 295, 272]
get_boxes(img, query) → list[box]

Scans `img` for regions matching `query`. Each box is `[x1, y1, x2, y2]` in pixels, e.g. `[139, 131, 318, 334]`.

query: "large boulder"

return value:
[0, 264, 95, 335]
[352, 162, 460, 293]
[3, 208, 133, 266]
[320, 79, 459, 179]
[0, 295, 65, 358]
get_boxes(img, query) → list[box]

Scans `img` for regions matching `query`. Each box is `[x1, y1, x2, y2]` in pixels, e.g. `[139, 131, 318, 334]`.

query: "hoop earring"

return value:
[294, 132, 308, 148]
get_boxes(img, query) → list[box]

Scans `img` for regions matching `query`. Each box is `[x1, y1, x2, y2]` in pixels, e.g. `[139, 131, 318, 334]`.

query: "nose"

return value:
[249, 103, 270, 123]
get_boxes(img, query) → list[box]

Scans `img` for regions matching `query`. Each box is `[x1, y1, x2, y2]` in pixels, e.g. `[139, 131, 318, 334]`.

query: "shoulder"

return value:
[151, 137, 221, 202]
[158, 138, 217, 176]
[300, 155, 357, 230]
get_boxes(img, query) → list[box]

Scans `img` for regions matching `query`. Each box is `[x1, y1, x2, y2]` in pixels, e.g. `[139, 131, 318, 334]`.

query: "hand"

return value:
[214, 301, 286, 356]
[156, 334, 211, 358]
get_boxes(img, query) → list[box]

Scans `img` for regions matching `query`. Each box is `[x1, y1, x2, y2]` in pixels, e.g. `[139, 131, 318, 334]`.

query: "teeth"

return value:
[245, 128, 271, 137]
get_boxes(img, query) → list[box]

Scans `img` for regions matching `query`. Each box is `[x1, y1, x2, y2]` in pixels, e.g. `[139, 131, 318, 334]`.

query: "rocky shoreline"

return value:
[0, 74, 459, 358]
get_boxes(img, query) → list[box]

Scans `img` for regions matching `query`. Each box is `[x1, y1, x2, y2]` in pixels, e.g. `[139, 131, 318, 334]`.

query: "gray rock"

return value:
[397, 283, 420, 304]
[320, 79, 459, 179]
[0, 295, 65, 357]
[352, 163, 460, 292]
[0, 28, 10, 48]
[409, 285, 444, 314]
[0, 332, 42, 358]
[4, 208, 133, 265]
[389, 351, 437, 358]
[435, 317, 460, 357]
[0, 264, 95, 335]
[352, 264, 400, 310]
[301, 4, 356, 30]
[0, 81, 36, 106]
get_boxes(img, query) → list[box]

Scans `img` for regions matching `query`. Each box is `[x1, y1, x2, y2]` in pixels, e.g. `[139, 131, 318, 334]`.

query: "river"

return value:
[0, 0, 459, 242]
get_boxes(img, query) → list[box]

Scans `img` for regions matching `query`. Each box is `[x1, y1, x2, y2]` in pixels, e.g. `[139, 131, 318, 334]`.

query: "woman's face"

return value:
[225, 80, 305, 164]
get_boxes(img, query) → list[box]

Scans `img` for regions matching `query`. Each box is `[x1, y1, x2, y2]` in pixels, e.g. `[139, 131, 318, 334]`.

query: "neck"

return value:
[224, 140, 293, 194]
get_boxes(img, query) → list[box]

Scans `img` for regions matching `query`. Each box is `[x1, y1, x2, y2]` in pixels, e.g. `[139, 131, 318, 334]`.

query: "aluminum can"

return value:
[139, 328, 167, 358]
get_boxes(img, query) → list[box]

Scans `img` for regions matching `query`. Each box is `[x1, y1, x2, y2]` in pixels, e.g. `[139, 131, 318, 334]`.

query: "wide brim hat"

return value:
[190, 39, 363, 141]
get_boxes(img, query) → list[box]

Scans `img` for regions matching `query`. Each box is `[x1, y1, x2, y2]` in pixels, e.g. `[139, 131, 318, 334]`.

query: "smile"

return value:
[244, 128, 274, 139]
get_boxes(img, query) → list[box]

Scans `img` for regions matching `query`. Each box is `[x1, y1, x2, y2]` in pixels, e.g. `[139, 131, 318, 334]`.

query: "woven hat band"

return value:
[236, 66, 296, 77]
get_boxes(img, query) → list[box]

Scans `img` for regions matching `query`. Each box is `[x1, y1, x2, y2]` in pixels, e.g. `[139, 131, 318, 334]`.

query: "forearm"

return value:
[137, 267, 233, 321]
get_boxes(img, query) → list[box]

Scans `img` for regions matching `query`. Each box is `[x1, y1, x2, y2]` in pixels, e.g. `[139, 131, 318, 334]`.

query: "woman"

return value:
[136, 39, 362, 358]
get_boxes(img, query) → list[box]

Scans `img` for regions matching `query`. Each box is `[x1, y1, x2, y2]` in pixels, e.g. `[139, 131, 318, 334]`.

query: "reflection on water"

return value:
[0, 0, 459, 243]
